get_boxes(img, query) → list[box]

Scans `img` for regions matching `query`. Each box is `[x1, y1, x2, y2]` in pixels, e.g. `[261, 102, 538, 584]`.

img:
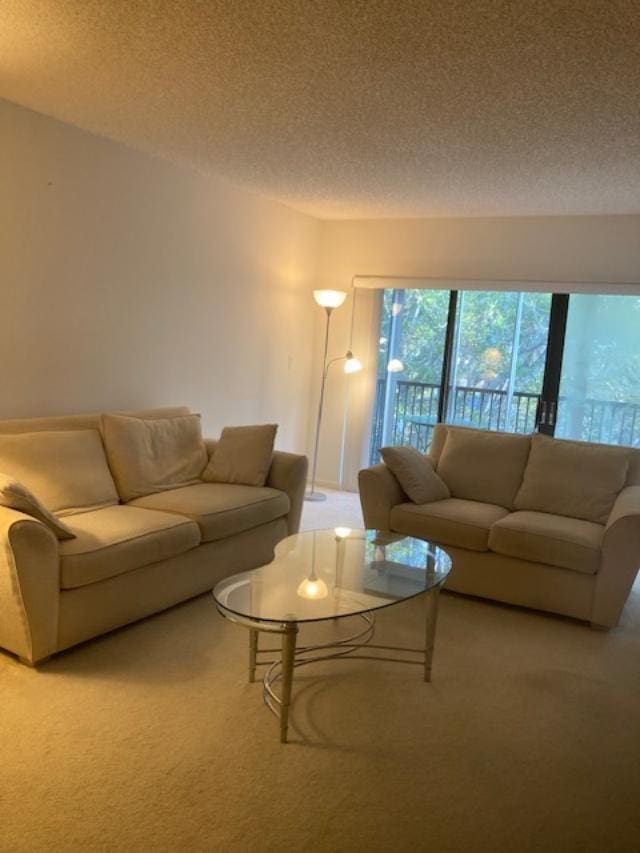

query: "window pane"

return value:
[556, 295, 640, 446]
[447, 291, 550, 433]
[370, 289, 450, 462]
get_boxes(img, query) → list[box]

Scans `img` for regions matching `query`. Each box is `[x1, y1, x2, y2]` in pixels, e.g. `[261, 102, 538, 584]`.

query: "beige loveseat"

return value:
[0, 407, 307, 665]
[359, 425, 640, 628]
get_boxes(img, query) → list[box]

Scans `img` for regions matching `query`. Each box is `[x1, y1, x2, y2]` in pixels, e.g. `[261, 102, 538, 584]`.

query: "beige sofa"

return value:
[0, 407, 307, 665]
[359, 425, 640, 628]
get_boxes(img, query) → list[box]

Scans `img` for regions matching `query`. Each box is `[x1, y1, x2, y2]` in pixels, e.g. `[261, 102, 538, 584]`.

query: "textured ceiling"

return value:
[1, 1, 640, 218]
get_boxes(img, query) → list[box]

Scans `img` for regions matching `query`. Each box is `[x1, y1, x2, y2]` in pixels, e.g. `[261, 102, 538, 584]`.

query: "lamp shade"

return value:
[344, 354, 363, 374]
[313, 289, 347, 309]
[387, 358, 404, 373]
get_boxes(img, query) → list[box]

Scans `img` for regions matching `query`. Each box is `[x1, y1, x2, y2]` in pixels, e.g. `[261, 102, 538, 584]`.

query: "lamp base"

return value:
[304, 490, 327, 502]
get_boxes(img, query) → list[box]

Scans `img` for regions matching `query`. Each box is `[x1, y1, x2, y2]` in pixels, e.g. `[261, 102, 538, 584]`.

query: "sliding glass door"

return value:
[555, 294, 640, 446]
[369, 288, 640, 464]
[445, 291, 551, 434]
[373, 288, 450, 453]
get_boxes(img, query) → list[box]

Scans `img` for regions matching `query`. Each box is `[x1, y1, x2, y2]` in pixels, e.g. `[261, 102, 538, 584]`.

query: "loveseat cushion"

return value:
[59, 506, 201, 589]
[488, 511, 603, 575]
[128, 482, 290, 543]
[514, 433, 629, 524]
[435, 427, 531, 509]
[390, 498, 509, 551]
[0, 429, 119, 516]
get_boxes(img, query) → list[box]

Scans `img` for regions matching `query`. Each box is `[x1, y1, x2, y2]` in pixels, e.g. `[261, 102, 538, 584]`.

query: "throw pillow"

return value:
[380, 445, 450, 504]
[514, 432, 630, 524]
[101, 413, 208, 502]
[202, 424, 278, 487]
[0, 473, 75, 540]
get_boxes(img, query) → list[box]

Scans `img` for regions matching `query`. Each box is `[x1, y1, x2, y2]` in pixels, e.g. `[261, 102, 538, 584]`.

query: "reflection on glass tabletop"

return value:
[213, 528, 451, 624]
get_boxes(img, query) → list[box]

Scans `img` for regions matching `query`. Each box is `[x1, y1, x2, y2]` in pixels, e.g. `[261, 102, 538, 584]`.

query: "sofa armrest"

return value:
[593, 486, 640, 627]
[605, 485, 640, 531]
[358, 464, 407, 530]
[0, 507, 60, 664]
[266, 451, 309, 535]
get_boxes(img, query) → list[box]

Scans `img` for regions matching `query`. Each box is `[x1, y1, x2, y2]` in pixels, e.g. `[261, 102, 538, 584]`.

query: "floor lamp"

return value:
[305, 290, 362, 502]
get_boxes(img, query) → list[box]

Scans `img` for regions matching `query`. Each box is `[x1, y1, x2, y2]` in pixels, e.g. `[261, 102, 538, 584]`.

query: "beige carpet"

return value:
[1, 490, 639, 852]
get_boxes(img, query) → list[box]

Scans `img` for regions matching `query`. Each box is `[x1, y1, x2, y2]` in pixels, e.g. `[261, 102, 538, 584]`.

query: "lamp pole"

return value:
[305, 289, 361, 503]
[306, 306, 333, 502]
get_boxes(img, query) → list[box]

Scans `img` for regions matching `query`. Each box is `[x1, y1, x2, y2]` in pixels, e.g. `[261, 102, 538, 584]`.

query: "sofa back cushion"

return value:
[428, 423, 449, 464]
[0, 430, 119, 516]
[626, 449, 640, 486]
[0, 406, 191, 435]
[101, 413, 208, 501]
[514, 433, 629, 524]
[435, 427, 531, 509]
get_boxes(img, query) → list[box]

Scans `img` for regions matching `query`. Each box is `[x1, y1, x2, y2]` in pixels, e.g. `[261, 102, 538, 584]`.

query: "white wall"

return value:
[312, 215, 640, 487]
[4, 102, 640, 484]
[0, 100, 319, 452]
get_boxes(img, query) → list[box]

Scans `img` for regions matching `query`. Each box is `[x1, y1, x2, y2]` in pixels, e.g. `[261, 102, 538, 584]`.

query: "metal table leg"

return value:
[217, 591, 447, 743]
[279, 622, 298, 743]
[424, 587, 441, 683]
[248, 628, 259, 683]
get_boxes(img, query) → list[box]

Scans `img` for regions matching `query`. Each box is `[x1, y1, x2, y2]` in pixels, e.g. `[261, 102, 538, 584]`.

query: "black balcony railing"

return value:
[370, 378, 640, 465]
[556, 398, 640, 448]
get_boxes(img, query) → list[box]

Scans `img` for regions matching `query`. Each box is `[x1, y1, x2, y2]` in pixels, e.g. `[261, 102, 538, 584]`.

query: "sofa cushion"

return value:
[380, 445, 450, 504]
[128, 482, 290, 543]
[514, 433, 629, 524]
[101, 413, 208, 502]
[0, 429, 119, 516]
[436, 427, 531, 509]
[202, 424, 278, 487]
[0, 473, 75, 540]
[390, 498, 510, 551]
[59, 506, 201, 589]
[488, 510, 603, 575]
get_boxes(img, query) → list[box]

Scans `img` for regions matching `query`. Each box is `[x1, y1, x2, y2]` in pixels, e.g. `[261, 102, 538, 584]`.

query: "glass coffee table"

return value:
[213, 528, 451, 743]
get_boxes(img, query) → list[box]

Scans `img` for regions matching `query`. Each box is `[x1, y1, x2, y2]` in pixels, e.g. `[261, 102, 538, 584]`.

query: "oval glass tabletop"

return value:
[213, 528, 451, 624]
